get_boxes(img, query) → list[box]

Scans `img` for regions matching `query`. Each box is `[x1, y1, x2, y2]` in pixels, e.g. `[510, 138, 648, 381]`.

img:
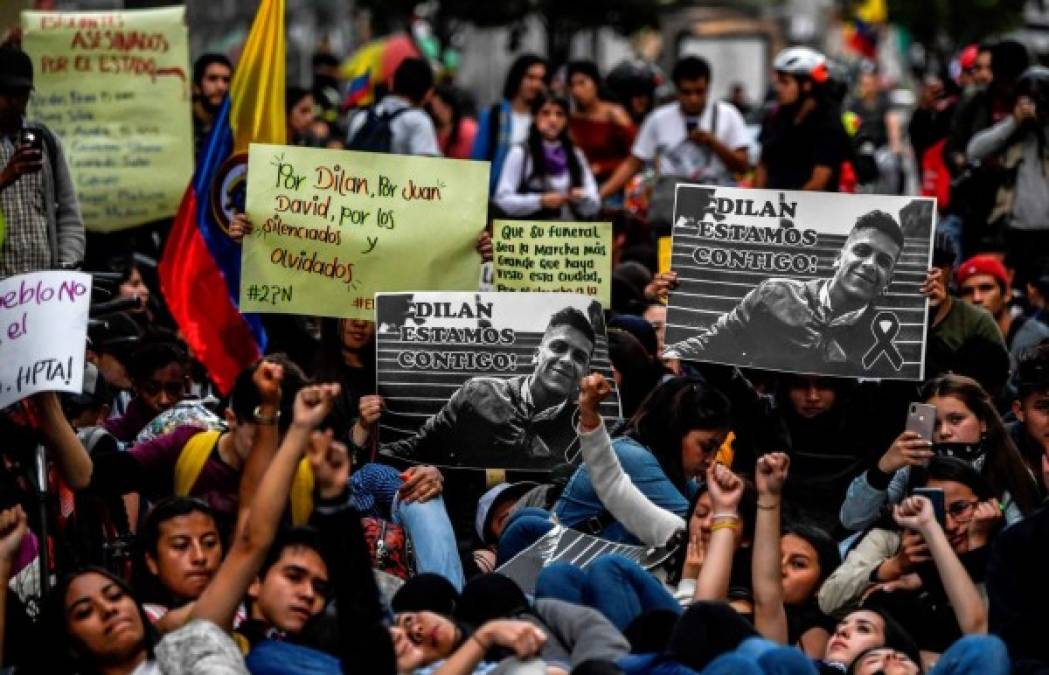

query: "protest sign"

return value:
[491, 220, 612, 305]
[657, 236, 672, 274]
[497, 525, 674, 595]
[240, 144, 489, 319]
[0, 271, 91, 409]
[375, 292, 620, 473]
[664, 186, 935, 380]
[21, 7, 193, 232]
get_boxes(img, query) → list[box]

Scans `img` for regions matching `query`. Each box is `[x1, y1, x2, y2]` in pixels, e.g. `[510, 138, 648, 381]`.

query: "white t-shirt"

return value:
[510, 110, 532, 145]
[631, 101, 751, 182]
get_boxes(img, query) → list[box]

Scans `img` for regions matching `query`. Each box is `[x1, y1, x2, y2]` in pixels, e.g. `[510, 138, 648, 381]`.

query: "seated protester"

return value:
[923, 248, 1011, 391]
[956, 254, 1049, 365]
[719, 368, 908, 537]
[88, 357, 306, 530]
[493, 92, 600, 220]
[310, 406, 465, 589]
[987, 449, 1049, 673]
[86, 310, 142, 414]
[391, 573, 630, 673]
[190, 382, 397, 674]
[748, 453, 841, 658]
[617, 604, 917, 675]
[135, 497, 230, 634]
[391, 614, 553, 675]
[311, 318, 377, 459]
[607, 327, 665, 419]
[553, 376, 732, 545]
[821, 458, 998, 654]
[104, 340, 190, 443]
[189, 384, 343, 650]
[41, 566, 249, 674]
[0, 505, 40, 670]
[1010, 343, 1049, 487]
[840, 374, 1041, 531]
[534, 460, 757, 631]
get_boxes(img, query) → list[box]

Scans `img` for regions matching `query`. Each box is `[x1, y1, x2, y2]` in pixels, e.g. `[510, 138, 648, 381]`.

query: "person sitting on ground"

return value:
[135, 497, 229, 634]
[840, 374, 1041, 531]
[823, 457, 999, 656]
[104, 340, 190, 443]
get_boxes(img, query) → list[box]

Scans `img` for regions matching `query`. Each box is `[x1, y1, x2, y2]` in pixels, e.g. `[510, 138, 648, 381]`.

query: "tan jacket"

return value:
[818, 528, 900, 615]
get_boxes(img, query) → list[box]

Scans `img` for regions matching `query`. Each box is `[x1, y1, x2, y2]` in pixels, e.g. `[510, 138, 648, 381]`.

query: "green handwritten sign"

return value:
[21, 7, 193, 232]
[241, 143, 490, 319]
[492, 219, 612, 306]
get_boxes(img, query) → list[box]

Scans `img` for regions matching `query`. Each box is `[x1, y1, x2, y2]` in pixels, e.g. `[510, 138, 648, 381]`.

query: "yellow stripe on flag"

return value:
[230, 0, 286, 155]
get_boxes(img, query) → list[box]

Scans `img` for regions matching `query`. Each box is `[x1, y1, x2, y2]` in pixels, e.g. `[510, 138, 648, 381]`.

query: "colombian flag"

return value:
[159, 0, 285, 393]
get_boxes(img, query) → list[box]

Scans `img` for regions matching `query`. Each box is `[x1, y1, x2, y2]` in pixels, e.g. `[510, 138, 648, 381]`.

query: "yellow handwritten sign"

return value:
[21, 7, 193, 232]
[491, 220, 612, 306]
[241, 143, 489, 319]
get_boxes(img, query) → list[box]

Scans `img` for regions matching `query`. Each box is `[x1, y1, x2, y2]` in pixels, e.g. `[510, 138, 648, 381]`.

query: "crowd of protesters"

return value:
[1, 20, 1049, 675]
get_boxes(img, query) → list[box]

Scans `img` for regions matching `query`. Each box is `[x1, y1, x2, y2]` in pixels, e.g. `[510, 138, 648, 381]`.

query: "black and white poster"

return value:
[375, 292, 621, 473]
[497, 526, 672, 595]
[664, 186, 935, 380]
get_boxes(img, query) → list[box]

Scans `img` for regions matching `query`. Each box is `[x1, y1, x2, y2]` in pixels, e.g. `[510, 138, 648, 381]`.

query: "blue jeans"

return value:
[393, 494, 465, 591]
[929, 634, 1010, 675]
[247, 639, 340, 674]
[554, 436, 689, 544]
[496, 507, 555, 566]
[535, 555, 681, 631]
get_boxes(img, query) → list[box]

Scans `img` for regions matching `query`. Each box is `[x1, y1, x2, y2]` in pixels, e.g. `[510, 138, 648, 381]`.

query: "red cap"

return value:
[959, 44, 979, 72]
[956, 254, 1008, 287]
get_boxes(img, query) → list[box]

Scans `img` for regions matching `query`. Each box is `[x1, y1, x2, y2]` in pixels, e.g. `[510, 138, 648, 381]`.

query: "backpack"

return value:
[174, 430, 315, 526]
[347, 106, 410, 153]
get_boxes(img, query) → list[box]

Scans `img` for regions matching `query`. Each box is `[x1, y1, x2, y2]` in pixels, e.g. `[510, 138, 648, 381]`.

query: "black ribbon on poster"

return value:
[862, 311, 904, 371]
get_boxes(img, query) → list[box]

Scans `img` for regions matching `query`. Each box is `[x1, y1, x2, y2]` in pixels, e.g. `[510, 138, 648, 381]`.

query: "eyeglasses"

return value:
[946, 500, 981, 523]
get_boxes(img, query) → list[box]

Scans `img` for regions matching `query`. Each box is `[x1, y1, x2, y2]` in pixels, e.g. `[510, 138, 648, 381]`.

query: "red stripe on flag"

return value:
[159, 187, 261, 394]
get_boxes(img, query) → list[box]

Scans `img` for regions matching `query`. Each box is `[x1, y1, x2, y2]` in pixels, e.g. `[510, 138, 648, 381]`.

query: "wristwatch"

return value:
[252, 406, 280, 425]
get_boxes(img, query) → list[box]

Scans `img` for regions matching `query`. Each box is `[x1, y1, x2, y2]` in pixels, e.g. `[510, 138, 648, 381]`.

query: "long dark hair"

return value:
[525, 93, 583, 188]
[622, 377, 732, 492]
[432, 84, 466, 155]
[502, 53, 548, 100]
[313, 318, 376, 380]
[44, 566, 157, 674]
[920, 374, 1040, 515]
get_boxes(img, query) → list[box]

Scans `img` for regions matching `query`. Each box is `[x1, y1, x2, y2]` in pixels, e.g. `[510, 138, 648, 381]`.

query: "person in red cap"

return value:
[957, 254, 1049, 362]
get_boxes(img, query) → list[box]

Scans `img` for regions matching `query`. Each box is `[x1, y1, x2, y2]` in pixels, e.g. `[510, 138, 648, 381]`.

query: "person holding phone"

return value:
[967, 65, 1049, 286]
[819, 457, 998, 656]
[841, 373, 1041, 531]
[0, 46, 84, 279]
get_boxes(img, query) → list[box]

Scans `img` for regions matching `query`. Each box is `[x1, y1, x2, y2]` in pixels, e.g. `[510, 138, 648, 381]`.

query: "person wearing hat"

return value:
[0, 45, 83, 279]
[957, 253, 1049, 363]
[471, 481, 540, 574]
[923, 236, 1010, 389]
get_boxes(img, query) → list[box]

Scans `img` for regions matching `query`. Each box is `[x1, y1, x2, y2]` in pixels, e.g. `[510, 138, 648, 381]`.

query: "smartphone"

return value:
[913, 487, 946, 528]
[906, 402, 937, 441]
[18, 128, 41, 152]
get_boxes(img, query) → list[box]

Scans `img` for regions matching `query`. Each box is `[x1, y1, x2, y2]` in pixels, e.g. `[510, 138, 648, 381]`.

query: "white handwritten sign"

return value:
[0, 271, 91, 409]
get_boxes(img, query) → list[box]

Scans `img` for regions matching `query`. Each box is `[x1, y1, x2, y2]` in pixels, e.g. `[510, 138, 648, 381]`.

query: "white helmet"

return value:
[773, 46, 829, 83]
